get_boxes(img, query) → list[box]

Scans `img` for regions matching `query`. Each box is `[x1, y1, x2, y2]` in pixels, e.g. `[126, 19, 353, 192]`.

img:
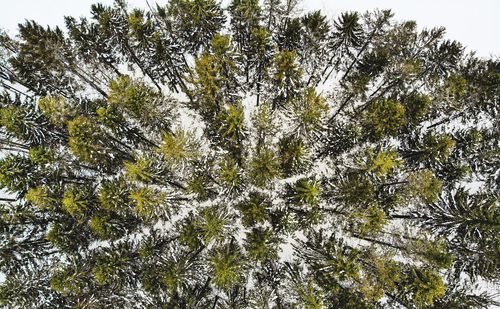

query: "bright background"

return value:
[1, 0, 499, 57]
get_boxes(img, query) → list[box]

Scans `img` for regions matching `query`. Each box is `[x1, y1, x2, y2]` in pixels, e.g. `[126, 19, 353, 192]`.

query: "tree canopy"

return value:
[0, 0, 499, 308]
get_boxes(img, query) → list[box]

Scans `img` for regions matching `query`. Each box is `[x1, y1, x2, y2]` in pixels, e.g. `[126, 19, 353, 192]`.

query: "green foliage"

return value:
[28, 146, 54, 165]
[359, 253, 402, 300]
[62, 186, 90, 217]
[291, 87, 329, 134]
[415, 239, 455, 269]
[46, 221, 84, 253]
[289, 178, 322, 206]
[108, 75, 172, 130]
[191, 54, 222, 115]
[159, 256, 198, 295]
[299, 232, 361, 286]
[209, 242, 244, 289]
[195, 206, 230, 244]
[92, 253, 129, 287]
[159, 129, 199, 166]
[124, 156, 159, 183]
[403, 93, 432, 123]
[218, 155, 244, 192]
[252, 103, 276, 144]
[405, 268, 447, 307]
[294, 279, 324, 309]
[279, 136, 308, 175]
[361, 147, 403, 178]
[444, 74, 468, 99]
[217, 103, 246, 143]
[37, 96, 74, 126]
[335, 173, 375, 206]
[423, 133, 456, 162]
[98, 177, 132, 213]
[88, 213, 126, 240]
[272, 50, 303, 108]
[0, 105, 41, 143]
[244, 227, 280, 262]
[186, 172, 212, 200]
[362, 99, 406, 139]
[129, 186, 166, 220]
[407, 170, 442, 203]
[236, 192, 270, 227]
[67, 116, 122, 167]
[249, 147, 281, 187]
[178, 215, 203, 250]
[352, 205, 387, 236]
[50, 266, 88, 296]
[167, 0, 226, 52]
[25, 186, 57, 210]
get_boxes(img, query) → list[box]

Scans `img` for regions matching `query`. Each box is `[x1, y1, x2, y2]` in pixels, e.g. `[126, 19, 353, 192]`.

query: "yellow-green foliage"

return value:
[249, 148, 281, 187]
[93, 264, 112, 286]
[160, 261, 188, 294]
[62, 187, 89, 216]
[92, 255, 127, 286]
[108, 76, 160, 120]
[195, 206, 229, 244]
[363, 99, 406, 138]
[67, 116, 107, 165]
[218, 103, 245, 142]
[129, 186, 166, 219]
[290, 178, 322, 206]
[362, 147, 403, 178]
[218, 156, 243, 191]
[407, 170, 443, 203]
[128, 9, 149, 36]
[415, 239, 454, 269]
[212, 34, 231, 55]
[252, 103, 276, 139]
[25, 186, 56, 210]
[50, 268, 86, 296]
[407, 268, 446, 308]
[359, 253, 402, 300]
[191, 35, 237, 116]
[38, 96, 74, 126]
[28, 146, 54, 165]
[423, 133, 456, 162]
[249, 26, 272, 60]
[159, 129, 199, 165]
[353, 205, 388, 236]
[89, 214, 123, 240]
[292, 88, 329, 133]
[124, 157, 155, 182]
[192, 54, 221, 112]
[294, 279, 324, 309]
[273, 50, 303, 90]
[96, 105, 125, 131]
[444, 74, 468, 99]
[0, 106, 26, 138]
[209, 244, 244, 289]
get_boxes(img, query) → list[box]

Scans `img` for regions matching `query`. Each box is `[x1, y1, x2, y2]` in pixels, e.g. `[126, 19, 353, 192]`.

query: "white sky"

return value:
[1, 0, 499, 57]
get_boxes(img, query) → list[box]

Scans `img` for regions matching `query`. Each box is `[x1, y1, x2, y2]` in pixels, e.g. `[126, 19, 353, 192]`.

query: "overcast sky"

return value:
[1, 0, 499, 58]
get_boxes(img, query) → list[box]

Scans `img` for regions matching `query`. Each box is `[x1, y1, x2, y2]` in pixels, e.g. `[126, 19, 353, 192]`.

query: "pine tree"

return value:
[0, 1, 498, 307]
